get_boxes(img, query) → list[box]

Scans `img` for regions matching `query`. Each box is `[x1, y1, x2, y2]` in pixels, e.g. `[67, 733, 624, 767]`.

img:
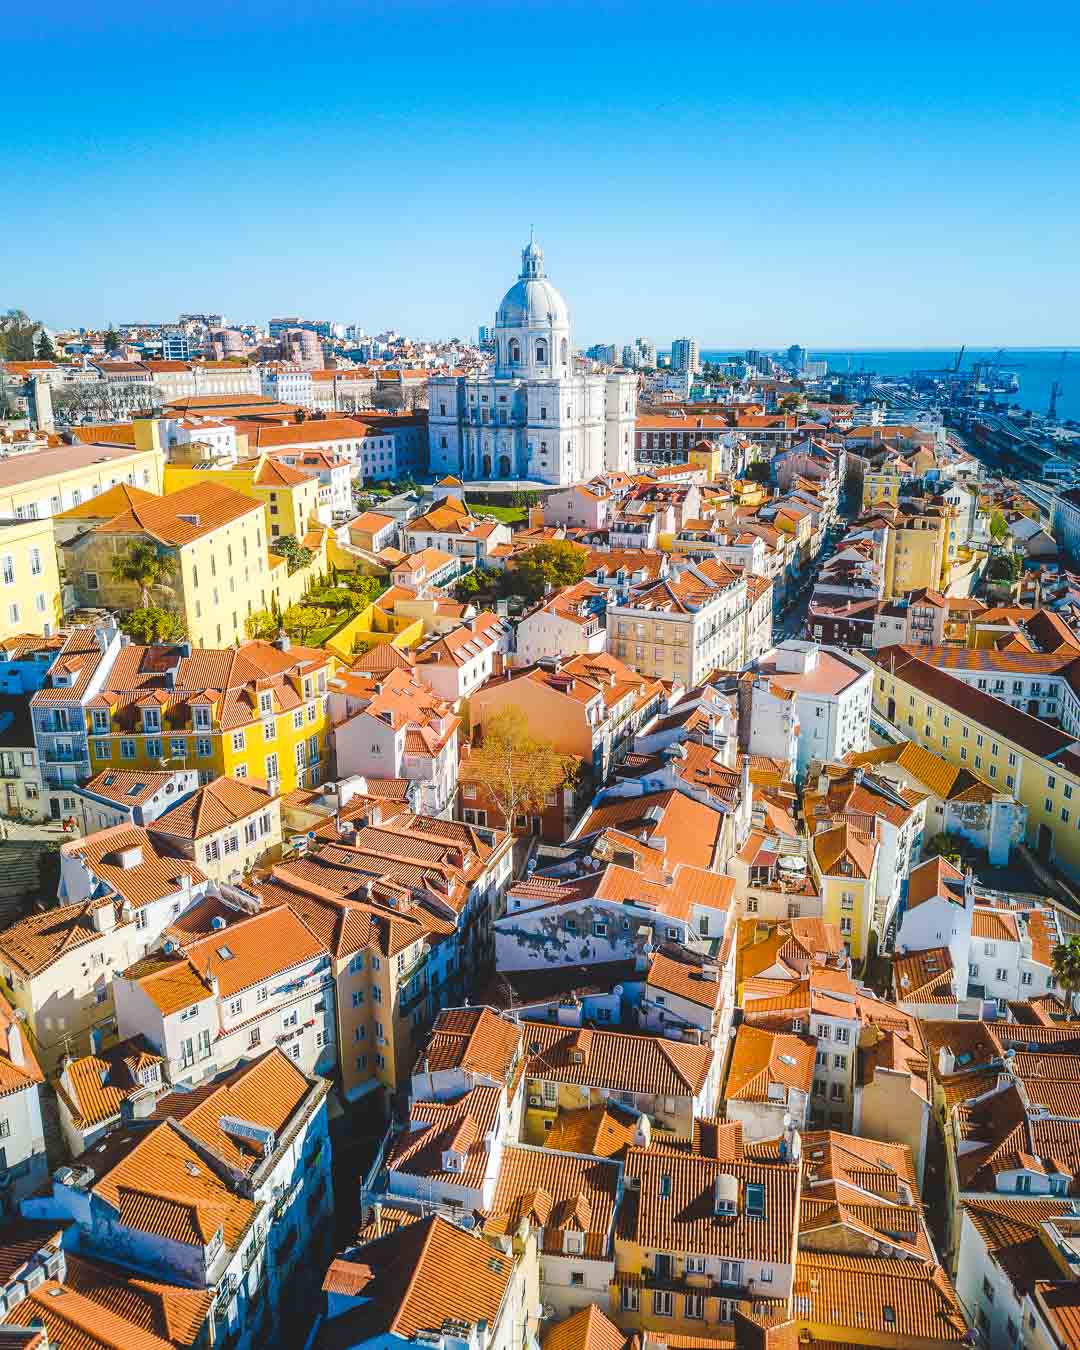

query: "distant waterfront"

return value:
[697, 348, 1080, 425]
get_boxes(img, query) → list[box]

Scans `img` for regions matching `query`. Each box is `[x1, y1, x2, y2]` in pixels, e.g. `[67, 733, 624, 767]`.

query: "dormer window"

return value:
[563, 1231, 583, 1255]
[142, 708, 160, 732]
[193, 706, 211, 730]
[442, 1150, 464, 1173]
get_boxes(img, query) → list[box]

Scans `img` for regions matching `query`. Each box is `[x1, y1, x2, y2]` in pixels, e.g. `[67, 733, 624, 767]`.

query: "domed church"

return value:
[427, 236, 637, 485]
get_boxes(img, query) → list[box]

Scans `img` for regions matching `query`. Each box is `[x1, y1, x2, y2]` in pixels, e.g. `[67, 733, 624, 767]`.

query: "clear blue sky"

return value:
[6, 0, 1079, 346]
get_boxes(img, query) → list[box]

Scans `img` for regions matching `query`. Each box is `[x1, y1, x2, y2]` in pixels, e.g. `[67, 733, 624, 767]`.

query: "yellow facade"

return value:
[862, 469, 902, 509]
[688, 444, 725, 477]
[162, 459, 321, 543]
[884, 511, 953, 600]
[0, 515, 63, 639]
[325, 603, 423, 665]
[0, 444, 165, 520]
[87, 670, 332, 796]
[871, 657, 1080, 879]
[820, 873, 874, 960]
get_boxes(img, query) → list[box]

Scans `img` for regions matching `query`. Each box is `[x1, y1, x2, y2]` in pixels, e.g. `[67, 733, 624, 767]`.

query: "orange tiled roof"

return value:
[62, 824, 206, 909]
[148, 775, 274, 841]
[91, 481, 261, 545]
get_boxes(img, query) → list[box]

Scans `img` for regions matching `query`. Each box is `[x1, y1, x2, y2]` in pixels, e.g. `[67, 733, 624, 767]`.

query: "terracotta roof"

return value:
[58, 1036, 162, 1129]
[180, 904, 327, 998]
[572, 789, 725, 869]
[848, 741, 994, 803]
[146, 1049, 312, 1175]
[90, 481, 262, 546]
[419, 1006, 522, 1081]
[121, 953, 213, 1016]
[387, 1084, 500, 1191]
[726, 1024, 815, 1101]
[646, 948, 726, 1009]
[544, 1102, 641, 1159]
[621, 1146, 799, 1265]
[811, 822, 877, 880]
[93, 1119, 256, 1249]
[314, 1216, 512, 1349]
[55, 482, 159, 520]
[543, 1306, 626, 1350]
[523, 1021, 714, 1098]
[0, 999, 44, 1098]
[484, 1143, 620, 1258]
[907, 854, 967, 909]
[59, 1251, 211, 1347]
[793, 1253, 967, 1343]
[79, 768, 187, 808]
[62, 824, 206, 908]
[0, 896, 130, 979]
[148, 775, 274, 841]
[893, 947, 957, 1004]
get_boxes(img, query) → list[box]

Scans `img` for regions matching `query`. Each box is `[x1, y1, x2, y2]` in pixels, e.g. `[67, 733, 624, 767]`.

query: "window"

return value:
[232, 730, 245, 752]
[745, 1183, 765, 1217]
[119, 738, 136, 759]
[653, 1292, 673, 1317]
[684, 1294, 704, 1320]
[621, 1287, 639, 1312]
[228, 998, 242, 1016]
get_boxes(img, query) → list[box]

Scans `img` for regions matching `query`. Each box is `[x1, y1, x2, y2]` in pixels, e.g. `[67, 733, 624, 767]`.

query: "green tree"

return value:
[119, 606, 187, 644]
[513, 541, 587, 601]
[245, 609, 280, 640]
[989, 510, 1009, 541]
[35, 330, 58, 361]
[986, 552, 1022, 584]
[1052, 936, 1080, 1014]
[779, 393, 802, 414]
[466, 706, 577, 829]
[273, 534, 315, 575]
[110, 540, 176, 607]
[0, 311, 39, 361]
[103, 328, 121, 354]
[282, 604, 325, 645]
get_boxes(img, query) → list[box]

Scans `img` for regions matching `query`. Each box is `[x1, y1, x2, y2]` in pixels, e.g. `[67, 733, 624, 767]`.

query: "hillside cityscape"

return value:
[2, 0, 1079, 1343]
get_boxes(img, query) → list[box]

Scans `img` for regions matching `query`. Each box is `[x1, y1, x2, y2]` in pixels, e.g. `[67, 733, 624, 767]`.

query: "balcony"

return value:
[41, 748, 82, 764]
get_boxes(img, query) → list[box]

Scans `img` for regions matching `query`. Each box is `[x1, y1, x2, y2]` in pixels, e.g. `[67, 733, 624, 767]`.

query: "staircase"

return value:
[0, 840, 56, 926]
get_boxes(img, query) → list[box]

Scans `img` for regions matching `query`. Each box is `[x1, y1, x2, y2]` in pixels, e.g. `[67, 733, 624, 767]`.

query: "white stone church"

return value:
[427, 237, 637, 486]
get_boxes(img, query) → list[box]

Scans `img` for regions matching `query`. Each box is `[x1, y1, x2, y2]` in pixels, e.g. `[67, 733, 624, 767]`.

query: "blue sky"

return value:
[6, 1, 1080, 346]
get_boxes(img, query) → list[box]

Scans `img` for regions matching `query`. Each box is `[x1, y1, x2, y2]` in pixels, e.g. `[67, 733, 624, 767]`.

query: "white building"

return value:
[670, 337, 700, 375]
[750, 642, 872, 779]
[0, 1000, 47, 1214]
[427, 237, 637, 485]
[515, 581, 608, 666]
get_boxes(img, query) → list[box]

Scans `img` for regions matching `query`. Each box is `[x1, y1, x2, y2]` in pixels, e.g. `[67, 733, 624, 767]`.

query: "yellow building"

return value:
[862, 458, 911, 510]
[809, 823, 879, 960]
[0, 515, 62, 639]
[0, 439, 165, 521]
[162, 453, 321, 544]
[873, 644, 1080, 880]
[879, 502, 956, 600]
[85, 638, 334, 794]
[145, 775, 283, 883]
[324, 602, 423, 665]
[60, 480, 324, 648]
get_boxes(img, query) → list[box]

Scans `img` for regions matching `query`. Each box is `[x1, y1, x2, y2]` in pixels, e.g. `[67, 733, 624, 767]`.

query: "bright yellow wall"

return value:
[0, 516, 63, 639]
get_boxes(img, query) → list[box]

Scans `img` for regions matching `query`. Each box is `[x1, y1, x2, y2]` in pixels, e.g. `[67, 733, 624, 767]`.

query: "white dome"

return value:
[496, 275, 569, 330]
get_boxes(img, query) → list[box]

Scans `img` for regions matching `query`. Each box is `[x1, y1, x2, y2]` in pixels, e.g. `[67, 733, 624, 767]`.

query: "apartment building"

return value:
[614, 1144, 800, 1335]
[804, 763, 926, 940]
[872, 644, 1080, 880]
[0, 439, 165, 520]
[247, 809, 514, 1106]
[28, 621, 123, 817]
[312, 1214, 529, 1350]
[403, 497, 512, 561]
[61, 480, 292, 648]
[0, 516, 62, 641]
[145, 774, 282, 882]
[268, 447, 352, 519]
[162, 451, 322, 542]
[328, 666, 460, 815]
[515, 581, 608, 666]
[808, 822, 879, 961]
[896, 853, 1060, 1010]
[750, 642, 872, 778]
[606, 557, 748, 685]
[411, 611, 514, 705]
[78, 636, 332, 795]
[24, 1050, 333, 1350]
[55, 1033, 165, 1156]
[114, 902, 337, 1083]
[72, 765, 198, 833]
[725, 1024, 814, 1139]
[0, 823, 210, 1071]
[471, 651, 665, 782]
[0, 999, 47, 1213]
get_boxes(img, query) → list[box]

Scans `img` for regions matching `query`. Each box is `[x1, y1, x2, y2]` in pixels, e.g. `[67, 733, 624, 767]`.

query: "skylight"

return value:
[217, 945, 235, 960]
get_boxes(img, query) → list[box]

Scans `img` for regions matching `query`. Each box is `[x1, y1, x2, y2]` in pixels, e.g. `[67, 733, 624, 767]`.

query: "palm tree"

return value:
[1052, 936, 1080, 1013]
[110, 541, 175, 608]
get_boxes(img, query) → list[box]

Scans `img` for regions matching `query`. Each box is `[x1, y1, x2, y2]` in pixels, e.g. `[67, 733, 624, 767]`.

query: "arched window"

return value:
[535, 341, 547, 364]
[560, 338, 568, 364]
[509, 340, 520, 364]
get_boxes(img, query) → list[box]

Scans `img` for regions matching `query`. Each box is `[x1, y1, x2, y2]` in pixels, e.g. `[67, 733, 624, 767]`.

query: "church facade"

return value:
[427, 238, 637, 486]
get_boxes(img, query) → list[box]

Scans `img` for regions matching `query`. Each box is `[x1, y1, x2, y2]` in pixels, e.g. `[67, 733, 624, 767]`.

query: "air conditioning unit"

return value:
[528, 1094, 542, 1107]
